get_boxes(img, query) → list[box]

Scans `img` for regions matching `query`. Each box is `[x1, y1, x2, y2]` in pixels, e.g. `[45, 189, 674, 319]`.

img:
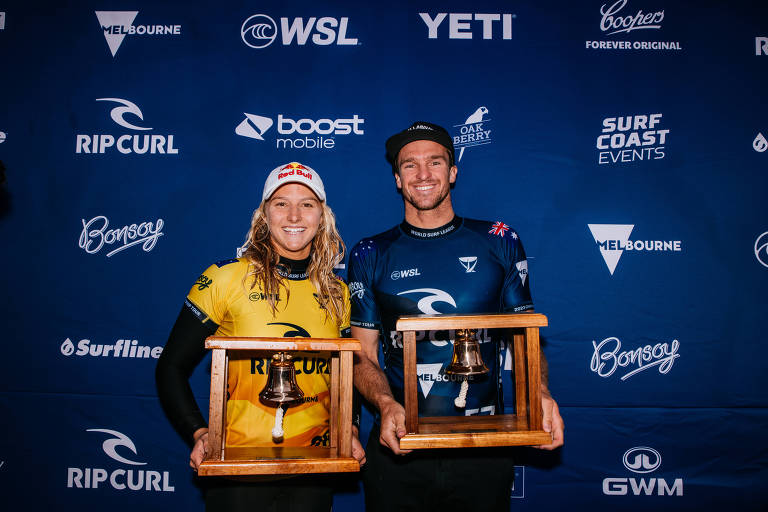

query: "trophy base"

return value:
[399, 414, 553, 449]
[198, 447, 359, 476]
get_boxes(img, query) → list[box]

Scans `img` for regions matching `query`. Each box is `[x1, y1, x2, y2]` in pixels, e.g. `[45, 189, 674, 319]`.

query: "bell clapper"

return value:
[272, 404, 285, 440]
[454, 380, 469, 408]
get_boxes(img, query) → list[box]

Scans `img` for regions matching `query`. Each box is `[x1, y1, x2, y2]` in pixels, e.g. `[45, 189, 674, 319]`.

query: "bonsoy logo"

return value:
[95, 11, 181, 57]
[603, 446, 682, 496]
[79, 215, 164, 257]
[76, 98, 179, 155]
[241, 14, 358, 48]
[453, 106, 492, 162]
[588, 224, 682, 275]
[67, 429, 174, 491]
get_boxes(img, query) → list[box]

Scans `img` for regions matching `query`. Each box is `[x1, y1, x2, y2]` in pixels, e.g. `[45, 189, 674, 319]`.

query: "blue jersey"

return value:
[348, 216, 533, 417]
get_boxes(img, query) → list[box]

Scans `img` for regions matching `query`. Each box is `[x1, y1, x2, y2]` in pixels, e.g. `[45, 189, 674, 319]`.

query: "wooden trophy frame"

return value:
[198, 336, 361, 475]
[398, 313, 553, 449]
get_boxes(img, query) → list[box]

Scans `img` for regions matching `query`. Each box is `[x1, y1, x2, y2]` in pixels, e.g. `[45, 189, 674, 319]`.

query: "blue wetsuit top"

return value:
[348, 216, 533, 417]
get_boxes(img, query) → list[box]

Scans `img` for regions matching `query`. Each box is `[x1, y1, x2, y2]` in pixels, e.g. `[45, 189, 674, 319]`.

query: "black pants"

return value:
[362, 424, 516, 512]
[204, 475, 333, 512]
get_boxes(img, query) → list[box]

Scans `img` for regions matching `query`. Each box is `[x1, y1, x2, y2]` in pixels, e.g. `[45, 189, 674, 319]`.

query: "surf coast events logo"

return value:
[585, 0, 682, 51]
[67, 429, 174, 492]
[235, 111, 364, 150]
[590, 336, 680, 381]
[76, 98, 179, 155]
[79, 215, 164, 257]
[452, 106, 492, 162]
[596, 113, 669, 165]
[241, 14, 358, 49]
[96, 11, 181, 57]
[588, 224, 682, 275]
[603, 447, 683, 496]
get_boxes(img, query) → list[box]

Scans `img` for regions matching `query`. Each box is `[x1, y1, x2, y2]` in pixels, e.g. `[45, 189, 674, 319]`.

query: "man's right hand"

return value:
[378, 399, 412, 455]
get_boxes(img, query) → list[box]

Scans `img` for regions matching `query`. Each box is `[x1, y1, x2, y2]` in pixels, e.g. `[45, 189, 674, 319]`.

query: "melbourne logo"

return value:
[596, 113, 669, 164]
[452, 107, 492, 162]
[603, 446, 682, 496]
[590, 336, 680, 380]
[755, 231, 768, 268]
[241, 14, 358, 48]
[76, 98, 179, 155]
[754, 132, 767, 153]
[756, 37, 768, 56]
[586, 1, 682, 51]
[419, 13, 515, 40]
[95, 11, 181, 57]
[79, 215, 164, 257]
[60, 338, 163, 359]
[235, 111, 364, 150]
[588, 224, 682, 275]
[67, 429, 174, 491]
[459, 256, 477, 273]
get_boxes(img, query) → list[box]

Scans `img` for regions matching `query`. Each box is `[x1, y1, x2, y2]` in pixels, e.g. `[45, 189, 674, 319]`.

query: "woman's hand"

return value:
[189, 427, 209, 471]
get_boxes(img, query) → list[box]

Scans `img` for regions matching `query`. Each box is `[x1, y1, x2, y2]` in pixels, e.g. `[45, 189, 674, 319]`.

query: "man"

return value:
[348, 122, 564, 511]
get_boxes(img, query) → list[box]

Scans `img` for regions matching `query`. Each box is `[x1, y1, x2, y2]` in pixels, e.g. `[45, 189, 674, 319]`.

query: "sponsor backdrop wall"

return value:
[1, 0, 766, 510]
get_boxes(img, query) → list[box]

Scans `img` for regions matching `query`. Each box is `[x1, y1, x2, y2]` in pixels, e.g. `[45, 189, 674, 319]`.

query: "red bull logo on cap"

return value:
[278, 162, 313, 180]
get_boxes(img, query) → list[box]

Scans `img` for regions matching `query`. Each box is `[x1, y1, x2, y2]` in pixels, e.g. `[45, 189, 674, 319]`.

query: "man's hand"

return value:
[535, 393, 564, 450]
[378, 399, 412, 455]
[351, 426, 367, 465]
[189, 428, 209, 470]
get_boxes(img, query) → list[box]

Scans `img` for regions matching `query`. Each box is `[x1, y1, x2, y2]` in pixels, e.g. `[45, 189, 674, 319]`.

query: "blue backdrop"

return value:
[1, 0, 767, 510]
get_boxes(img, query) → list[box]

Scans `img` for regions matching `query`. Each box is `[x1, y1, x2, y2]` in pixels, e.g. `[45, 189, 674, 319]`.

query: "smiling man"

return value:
[348, 122, 564, 511]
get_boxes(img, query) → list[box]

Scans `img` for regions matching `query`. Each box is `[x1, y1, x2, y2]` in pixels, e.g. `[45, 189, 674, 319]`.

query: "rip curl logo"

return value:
[79, 216, 164, 257]
[87, 429, 146, 465]
[397, 288, 457, 315]
[590, 336, 680, 380]
[195, 275, 212, 290]
[267, 322, 310, 337]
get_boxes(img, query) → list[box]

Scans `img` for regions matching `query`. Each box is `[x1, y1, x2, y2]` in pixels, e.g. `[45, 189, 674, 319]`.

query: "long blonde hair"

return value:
[240, 198, 347, 326]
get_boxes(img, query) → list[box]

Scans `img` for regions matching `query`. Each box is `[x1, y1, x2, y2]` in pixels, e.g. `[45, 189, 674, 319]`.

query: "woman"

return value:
[156, 162, 364, 511]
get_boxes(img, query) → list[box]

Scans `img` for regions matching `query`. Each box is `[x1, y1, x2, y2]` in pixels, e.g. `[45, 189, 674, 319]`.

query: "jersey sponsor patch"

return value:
[215, 258, 239, 267]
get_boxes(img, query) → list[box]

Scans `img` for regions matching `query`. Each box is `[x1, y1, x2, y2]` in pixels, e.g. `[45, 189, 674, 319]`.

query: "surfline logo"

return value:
[96, 11, 181, 57]
[588, 224, 682, 275]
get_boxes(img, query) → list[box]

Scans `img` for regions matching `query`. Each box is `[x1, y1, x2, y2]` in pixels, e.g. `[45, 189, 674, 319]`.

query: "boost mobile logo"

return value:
[76, 98, 179, 155]
[235, 112, 364, 150]
[588, 224, 682, 275]
[95, 11, 181, 57]
[67, 429, 174, 492]
[241, 14, 358, 48]
[603, 446, 682, 496]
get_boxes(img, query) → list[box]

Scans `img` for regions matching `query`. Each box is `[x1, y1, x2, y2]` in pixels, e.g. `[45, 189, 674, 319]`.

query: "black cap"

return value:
[385, 121, 455, 171]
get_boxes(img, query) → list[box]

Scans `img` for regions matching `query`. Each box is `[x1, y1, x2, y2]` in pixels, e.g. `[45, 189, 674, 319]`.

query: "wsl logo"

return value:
[241, 14, 358, 49]
[68, 429, 174, 492]
[75, 98, 179, 155]
[419, 13, 515, 40]
[588, 224, 682, 275]
[235, 111, 364, 150]
[453, 107, 492, 162]
[95, 11, 181, 57]
[596, 113, 669, 165]
[603, 447, 683, 496]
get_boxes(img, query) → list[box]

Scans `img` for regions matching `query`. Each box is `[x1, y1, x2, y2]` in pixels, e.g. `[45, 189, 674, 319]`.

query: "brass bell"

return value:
[445, 329, 489, 376]
[259, 352, 304, 407]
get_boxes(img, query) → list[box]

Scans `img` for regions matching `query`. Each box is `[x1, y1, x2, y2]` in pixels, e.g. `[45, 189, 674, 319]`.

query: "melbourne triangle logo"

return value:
[417, 363, 443, 398]
[95, 11, 138, 57]
[588, 224, 634, 275]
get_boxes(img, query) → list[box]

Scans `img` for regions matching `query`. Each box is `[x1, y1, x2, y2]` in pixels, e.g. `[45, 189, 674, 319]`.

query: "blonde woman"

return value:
[156, 162, 364, 511]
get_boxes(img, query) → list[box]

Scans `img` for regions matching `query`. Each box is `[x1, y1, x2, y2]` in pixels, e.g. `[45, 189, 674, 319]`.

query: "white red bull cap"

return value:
[262, 162, 326, 202]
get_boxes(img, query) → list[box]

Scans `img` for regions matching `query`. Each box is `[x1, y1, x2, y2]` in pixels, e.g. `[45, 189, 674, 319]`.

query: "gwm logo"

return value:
[603, 446, 682, 496]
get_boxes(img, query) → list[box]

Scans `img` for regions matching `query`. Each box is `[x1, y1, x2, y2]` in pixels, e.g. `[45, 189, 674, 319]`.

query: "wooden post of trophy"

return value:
[397, 313, 553, 449]
[197, 337, 361, 475]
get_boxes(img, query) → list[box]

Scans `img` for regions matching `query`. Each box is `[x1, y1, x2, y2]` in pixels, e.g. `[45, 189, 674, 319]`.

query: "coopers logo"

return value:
[419, 13, 515, 40]
[95, 11, 181, 57]
[241, 14, 358, 48]
[596, 113, 669, 165]
[585, 1, 682, 51]
[588, 224, 682, 275]
[60, 338, 163, 359]
[590, 336, 680, 380]
[67, 429, 174, 492]
[76, 98, 179, 155]
[235, 111, 364, 149]
[603, 446, 682, 496]
[452, 106, 492, 162]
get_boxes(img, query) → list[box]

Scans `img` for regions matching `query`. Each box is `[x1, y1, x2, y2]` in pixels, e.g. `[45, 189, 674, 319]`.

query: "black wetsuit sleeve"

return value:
[155, 304, 218, 444]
